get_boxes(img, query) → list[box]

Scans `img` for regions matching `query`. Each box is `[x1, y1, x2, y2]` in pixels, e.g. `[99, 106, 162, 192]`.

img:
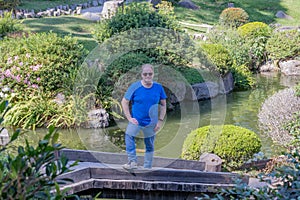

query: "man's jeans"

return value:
[125, 122, 156, 168]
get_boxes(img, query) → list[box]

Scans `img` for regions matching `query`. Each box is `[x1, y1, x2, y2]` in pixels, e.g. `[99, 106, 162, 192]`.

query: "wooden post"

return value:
[199, 153, 222, 172]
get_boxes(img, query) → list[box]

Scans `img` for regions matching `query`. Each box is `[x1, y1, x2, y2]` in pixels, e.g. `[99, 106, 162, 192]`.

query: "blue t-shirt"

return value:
[124, 81, 167, 126]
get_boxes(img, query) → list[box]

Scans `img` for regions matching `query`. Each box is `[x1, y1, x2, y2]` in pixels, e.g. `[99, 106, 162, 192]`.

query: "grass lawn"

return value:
[174, 0, 300, 28]
[23, 15, 98, 52]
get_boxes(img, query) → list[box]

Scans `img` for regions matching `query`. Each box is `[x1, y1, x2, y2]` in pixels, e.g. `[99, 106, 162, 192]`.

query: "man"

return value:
[121, 64, 167, 169]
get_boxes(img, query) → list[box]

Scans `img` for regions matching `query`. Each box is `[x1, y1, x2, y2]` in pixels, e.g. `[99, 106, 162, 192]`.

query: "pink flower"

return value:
[14, 56, 19, 60]
[16, 67, 20, 71]
[26, 53, 30, 58]
[36, 77, 41, 81]
[15, 75, 21, 83]
[19, 62, 23, 66]
[31, 84, 38, 88]
[4, 69, 12, 77]
[32, 65, 39, 71]
[24, 79, 28, 84]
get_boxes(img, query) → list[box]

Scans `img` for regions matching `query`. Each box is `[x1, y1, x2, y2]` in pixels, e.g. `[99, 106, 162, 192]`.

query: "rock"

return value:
[219, 72, 234, 94]
[178, 0, 199, 10]
[0, 128, 9, 146]
[165, 81, 187, 104]
[228, 2, 234, 7]
[92, 0, 99, 7]
[87, 109, 109, 128]
[259, 61, 279, 72]
[275, 11, 293, 20]
[279, 60, 300, 76]
[193, 33, 207, 41]
[199, 153, 222, 172]
[102, 0, 123, 19]
[189, 81, 219, 101]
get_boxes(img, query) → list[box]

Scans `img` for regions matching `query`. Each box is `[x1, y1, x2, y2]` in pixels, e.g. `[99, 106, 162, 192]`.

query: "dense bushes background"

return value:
[0, 32, 87, 98]
[219, 7, 249, 28]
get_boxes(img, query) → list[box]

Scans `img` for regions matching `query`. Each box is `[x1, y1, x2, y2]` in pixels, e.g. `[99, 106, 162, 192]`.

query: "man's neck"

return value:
[141, 80, 153, 88]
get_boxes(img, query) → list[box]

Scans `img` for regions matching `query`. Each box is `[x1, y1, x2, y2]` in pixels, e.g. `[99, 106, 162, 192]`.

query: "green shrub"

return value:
[231, 64, 256, 90]
[238, 22, 272, 38]
[0, 32, 87, 98]
[4, 91, 92, 129]
[199, 150, 300, 199]
[97, 52, 153, 101]
[0, 12, 22, 38]
[208, 27, 251, 67]
[0, 0, 20, 10]
[181, 125, 261, 169]
[219, 7, 249, 28]
[200, 43, 233, 75]
[266, 30, 300, 61]
[0, 100, 78, 199]
[92, 2, 179, 43]
[237, 22, 272, 69]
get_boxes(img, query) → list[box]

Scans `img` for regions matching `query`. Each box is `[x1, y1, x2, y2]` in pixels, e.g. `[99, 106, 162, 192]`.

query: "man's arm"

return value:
[121, 97, 138, 125]
[155, 99, 167, 132]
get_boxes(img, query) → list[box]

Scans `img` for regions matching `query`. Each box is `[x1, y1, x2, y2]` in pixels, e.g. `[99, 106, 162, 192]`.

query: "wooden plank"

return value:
[90, 167, 248, 185]
[59, 149, 205, 171]
[61, 178, 234, 195]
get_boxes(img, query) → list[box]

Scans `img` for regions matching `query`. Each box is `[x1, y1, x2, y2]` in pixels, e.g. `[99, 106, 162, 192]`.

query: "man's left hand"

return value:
[154, 120, 163, 132]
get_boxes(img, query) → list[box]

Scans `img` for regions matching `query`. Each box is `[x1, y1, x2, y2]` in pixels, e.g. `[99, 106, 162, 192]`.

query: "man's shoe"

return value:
[122, 161, 138, 170]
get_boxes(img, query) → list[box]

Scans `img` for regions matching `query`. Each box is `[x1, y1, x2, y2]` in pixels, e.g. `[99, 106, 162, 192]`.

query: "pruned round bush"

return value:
[0, 32, 87, 97]
[219, 7, 249, 28]
[201, 43, 233, 75]
[258, 88, 300, 147]
[266, 30, 300, 61]
[181, 125, 261, 169]
[237, 22, 272, 38]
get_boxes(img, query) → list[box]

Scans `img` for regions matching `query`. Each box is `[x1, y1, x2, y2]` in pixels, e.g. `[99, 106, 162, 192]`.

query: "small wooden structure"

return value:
[58, 149, 249, 199]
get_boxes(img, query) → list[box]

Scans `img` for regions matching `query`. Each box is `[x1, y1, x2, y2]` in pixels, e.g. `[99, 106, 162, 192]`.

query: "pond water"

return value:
[24, 72, 300, 159]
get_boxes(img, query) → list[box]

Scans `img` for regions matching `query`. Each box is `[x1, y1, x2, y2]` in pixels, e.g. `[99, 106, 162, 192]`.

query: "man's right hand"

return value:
[129, 117, 139, 125]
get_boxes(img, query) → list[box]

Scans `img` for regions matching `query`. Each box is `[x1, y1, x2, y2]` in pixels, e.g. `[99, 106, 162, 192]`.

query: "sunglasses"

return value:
[142, 73, 153, 76]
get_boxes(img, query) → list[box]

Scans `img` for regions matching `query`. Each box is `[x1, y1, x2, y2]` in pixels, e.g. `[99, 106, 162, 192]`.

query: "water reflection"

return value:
[18, 73, 299, 158]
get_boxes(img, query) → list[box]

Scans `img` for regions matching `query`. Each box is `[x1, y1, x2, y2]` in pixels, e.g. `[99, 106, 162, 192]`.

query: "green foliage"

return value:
[208, 27, 251, 68]
[174, 66, 204, 84]
[237, 22, 272, 69]
[92, 2, 179, 43]
[0, 100, 78, 199]
[266, 30, 300, 61]
[0, 0, 20, 10]
[284, 112, 300, 149]
[231, 64, 256, 90]
[181, 125, 261, 169]
[198, 150, 300, 200]
[200, 43, 233, 75]
[97, 52, 153, 102]
[238, 22, 272, 38]
[0, 12, 22, 38]
[4, 91, 92, 129]
[0, 32, 87, 97]
[219, 7, 249, 28]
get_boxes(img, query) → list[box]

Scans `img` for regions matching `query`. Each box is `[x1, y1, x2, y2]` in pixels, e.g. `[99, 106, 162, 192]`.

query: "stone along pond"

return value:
[23, 72, 299, 159]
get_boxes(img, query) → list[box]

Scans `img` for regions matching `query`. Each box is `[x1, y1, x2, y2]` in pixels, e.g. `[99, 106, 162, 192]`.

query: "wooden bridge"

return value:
[57, 149, 249, 199]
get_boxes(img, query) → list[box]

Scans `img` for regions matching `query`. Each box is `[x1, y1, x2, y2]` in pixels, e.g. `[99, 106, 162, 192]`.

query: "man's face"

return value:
[141, 66, 154, 84]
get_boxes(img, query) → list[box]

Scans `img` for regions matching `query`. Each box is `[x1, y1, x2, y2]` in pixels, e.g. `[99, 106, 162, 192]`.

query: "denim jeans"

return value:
[125, 122, 156, 168]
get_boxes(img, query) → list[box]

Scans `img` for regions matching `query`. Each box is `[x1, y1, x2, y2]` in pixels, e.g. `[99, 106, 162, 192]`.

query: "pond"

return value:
[24, 72, 299, 159]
